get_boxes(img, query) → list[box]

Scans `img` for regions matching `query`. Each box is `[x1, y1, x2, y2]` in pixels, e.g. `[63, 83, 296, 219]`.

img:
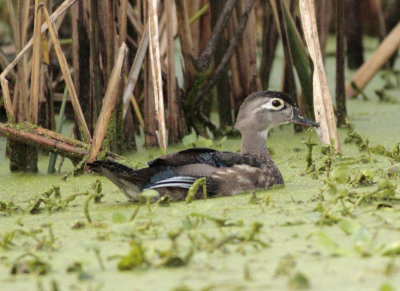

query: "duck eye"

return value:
[272, 99, 282, 107]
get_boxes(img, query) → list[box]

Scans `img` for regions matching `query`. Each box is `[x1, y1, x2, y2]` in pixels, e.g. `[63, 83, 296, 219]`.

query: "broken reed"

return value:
[0, 0, 372, 170]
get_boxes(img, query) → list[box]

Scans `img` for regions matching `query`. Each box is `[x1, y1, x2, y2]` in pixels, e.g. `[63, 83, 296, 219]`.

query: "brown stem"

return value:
[193, 0, 239, 72]
[344, 0, 364, 69]
[175, 0, 196, 86]
[194, 0, 256, 107]
[259, 0, 279, 90]
[166, 0, 185, 143]
[88, 43, 128, 163]
[335, 0, 346, 127]
[271, 0, 297, 104]
[210, 0, 232, 129]
[89, 0, 103, 132]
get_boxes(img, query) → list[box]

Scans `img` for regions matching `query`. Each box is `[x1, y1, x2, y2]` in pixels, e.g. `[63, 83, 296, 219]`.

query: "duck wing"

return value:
[148, 147, 261, 168]
[88, 148, 263, 200]
[87, 159, 218, 199]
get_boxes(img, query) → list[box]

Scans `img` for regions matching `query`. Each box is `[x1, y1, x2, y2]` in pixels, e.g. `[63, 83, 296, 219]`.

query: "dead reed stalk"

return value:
[122, 25, 149, 118]
[0, 0, 78, 78]
[41, 4, 91, 143]
[30, 0, 44, 125]
[149, 0, 167, 153]
[166, 0, 184, 143]
[88, 43, 128, 163]
[299, 0, 341, 152]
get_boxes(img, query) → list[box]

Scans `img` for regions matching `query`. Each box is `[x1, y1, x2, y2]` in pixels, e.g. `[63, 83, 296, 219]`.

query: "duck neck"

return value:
[241, 130, 271, 160]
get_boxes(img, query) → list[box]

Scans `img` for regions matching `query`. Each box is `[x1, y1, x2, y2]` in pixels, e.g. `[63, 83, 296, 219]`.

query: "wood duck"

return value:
[88, 91, 319, 201]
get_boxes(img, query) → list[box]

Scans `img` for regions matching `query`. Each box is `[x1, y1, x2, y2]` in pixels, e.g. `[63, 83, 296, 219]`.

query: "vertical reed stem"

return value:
[335, 0, 347, 127]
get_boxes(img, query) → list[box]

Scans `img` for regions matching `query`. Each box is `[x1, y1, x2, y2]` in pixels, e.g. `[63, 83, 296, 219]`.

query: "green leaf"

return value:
[287, 272, 311, 290]
[182, 133, 197, 146]
[380, 283, 395, 291]
[381, 241, 400, 256]
[338, 219, 361, 235]
[196, 136, 213, 147]
[311, 232, 350, 256]
[112, 212, 127, 223]
[331, 166, 350, 184]
[281, 0, 313, 118]
[140, 189, 160, 199]
[353, 226, 373, 257]
[117, 240, 146, 270]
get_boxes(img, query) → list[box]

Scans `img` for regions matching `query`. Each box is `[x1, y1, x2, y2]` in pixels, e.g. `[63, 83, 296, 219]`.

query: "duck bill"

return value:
[291, 108, 320, 127]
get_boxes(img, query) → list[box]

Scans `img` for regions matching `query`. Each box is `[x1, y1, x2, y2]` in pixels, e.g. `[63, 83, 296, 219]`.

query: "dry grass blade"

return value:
[0, 78, 14, 121]
[88, 43, 128, 164]
[148, 0, 167, 153]
[6, 1, 19, 52]
[299, 0, 341, 152]
[346, 22, 400, 98]
[20, 0, 31, 46]
[41, 4, 91, 143]
[119, 0, 128, 45]
[130, 95, 144, 128]
[0, 0, 78, 78]
[30, 0, 44, 125]
[122, 24, 149, 118]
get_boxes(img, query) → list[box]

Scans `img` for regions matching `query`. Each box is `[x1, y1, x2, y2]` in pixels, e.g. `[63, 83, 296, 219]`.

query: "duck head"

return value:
[235, 91, 319, 138]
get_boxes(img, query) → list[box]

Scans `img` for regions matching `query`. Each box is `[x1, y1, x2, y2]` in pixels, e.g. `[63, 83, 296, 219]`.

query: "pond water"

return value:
[1, 38, 400, 290]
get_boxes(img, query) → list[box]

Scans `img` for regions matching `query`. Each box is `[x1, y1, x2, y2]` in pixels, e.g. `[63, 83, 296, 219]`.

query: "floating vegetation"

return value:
[10, 253, 51, 276]
[1, 0, 400, 289]
[185, 177, 207, 204]
[0, 200, 24, 216]
[83, 180, 104, 223]
[140, 189, 159, 212]
[375, 89, 398, 103]
[309, 218, 400, 259]
[274, 254, 296, 277]
[315, 163, 400, 225]
[304, 135, 317, 173]
[344, 124, 372, 163]
[117, 240, 147, 271]
[0, 224, 56, 251]
[349, 169, 375, 188]
[0, 183, 103, 216]
[117, 230, 193, 271]
[287, 272, 311, 290]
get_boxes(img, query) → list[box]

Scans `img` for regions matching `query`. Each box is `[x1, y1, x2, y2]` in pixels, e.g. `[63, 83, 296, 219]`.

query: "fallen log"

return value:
[0, 122, 88, 164]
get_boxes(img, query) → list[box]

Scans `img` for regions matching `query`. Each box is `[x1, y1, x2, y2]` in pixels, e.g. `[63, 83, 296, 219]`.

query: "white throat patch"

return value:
[259, 127, 270, 139]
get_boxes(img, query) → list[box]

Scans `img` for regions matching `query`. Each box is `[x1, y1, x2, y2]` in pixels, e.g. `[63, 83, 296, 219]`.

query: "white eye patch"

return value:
[260, 98, 285, 111]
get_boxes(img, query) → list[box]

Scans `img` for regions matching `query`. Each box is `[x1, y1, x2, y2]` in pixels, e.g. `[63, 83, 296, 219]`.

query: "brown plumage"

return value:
[87, 91, 318, 201]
